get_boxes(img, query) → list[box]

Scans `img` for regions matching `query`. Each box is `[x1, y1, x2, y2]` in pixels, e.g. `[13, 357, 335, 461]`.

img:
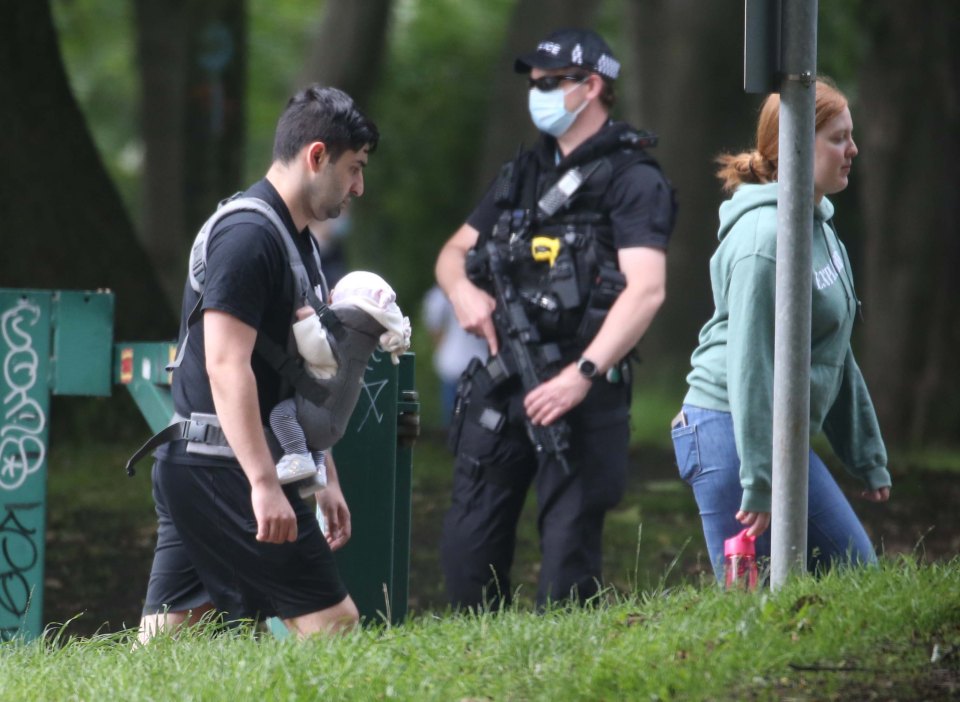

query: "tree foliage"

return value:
[351, 0, 515, 304]
[29, 0, 960, 446]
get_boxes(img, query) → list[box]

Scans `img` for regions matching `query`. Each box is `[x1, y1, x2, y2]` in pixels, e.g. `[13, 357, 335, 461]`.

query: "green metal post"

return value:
[326, 351, 418, 625]
[114, 342, 177, 432]
[0, 289, 113, 641]
[393, 355, 418, 619]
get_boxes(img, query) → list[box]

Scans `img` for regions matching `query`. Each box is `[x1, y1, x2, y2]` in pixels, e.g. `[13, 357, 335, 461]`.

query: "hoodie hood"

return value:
[717, 182, 835, 241]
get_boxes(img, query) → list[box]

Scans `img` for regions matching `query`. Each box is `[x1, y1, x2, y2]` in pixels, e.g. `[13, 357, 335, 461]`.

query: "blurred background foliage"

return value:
[51, 0, 869, 327]
[7, 0, 954, 446]
[51, 0, 870, 300]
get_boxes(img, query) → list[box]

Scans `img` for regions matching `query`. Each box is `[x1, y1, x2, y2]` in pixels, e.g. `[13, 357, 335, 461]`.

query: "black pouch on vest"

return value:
[576, 263, 626, 341]
[446, 356, 485, 453]
[493, 147, 528, 208]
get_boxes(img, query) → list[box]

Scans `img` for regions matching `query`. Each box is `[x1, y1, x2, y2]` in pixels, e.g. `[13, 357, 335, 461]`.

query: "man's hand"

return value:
[317, 482, 352, 551]
[251, 481, 298, 543]
[524, 363, 591, 426]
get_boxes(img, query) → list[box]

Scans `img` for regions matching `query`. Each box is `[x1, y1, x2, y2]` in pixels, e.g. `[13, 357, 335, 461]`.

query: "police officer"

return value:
[435, 28, 677, 610]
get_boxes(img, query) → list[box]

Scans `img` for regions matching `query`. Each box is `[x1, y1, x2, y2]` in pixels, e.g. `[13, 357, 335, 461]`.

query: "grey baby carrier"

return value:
[125, 194, 374, 475]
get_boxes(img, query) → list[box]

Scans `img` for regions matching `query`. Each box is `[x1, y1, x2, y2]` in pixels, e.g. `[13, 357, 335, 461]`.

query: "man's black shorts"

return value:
[142, 442, 348, 621]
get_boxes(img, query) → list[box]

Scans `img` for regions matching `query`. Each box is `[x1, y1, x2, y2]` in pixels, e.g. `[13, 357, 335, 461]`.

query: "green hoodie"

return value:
[684, 182, 890, 513]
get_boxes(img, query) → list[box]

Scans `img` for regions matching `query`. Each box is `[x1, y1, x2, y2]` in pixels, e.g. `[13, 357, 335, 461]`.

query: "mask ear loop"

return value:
[563, 76, 593, 117]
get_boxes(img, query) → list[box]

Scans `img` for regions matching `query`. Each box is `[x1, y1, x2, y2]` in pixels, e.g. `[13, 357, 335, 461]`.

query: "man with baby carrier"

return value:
[134, 85, 380, 641]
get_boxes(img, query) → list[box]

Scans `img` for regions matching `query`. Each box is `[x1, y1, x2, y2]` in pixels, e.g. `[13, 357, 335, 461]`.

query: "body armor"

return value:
[469, 123, 665, 345]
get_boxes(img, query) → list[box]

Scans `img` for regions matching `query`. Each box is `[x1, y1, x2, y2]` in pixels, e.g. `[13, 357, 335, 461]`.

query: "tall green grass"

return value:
[2, 558, 957, 701]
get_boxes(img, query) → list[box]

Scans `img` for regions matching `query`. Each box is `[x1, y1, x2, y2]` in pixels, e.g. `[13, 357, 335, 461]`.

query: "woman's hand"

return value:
[860, 486, 890, 503]
[735, 510, 771, 538]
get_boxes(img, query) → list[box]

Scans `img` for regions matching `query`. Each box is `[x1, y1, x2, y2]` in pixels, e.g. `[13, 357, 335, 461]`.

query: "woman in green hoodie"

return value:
[672, 78, 891, 581]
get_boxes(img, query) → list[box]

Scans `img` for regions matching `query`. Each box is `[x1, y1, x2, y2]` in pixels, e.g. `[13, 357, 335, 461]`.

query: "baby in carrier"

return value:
[269, 270, 411, 496]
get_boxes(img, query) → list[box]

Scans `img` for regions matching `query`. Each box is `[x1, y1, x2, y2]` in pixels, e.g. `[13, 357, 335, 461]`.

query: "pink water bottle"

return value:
[724, 528, 758, 590]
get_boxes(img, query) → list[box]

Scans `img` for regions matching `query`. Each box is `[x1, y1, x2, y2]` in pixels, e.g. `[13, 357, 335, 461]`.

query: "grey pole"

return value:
[770, 0, 818, 589]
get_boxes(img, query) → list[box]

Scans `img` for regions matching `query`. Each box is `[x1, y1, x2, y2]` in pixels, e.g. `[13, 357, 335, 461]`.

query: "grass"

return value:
[2, 558, 958, 701]
[23, 373, 960, 699]
[39, 377, 960, 632]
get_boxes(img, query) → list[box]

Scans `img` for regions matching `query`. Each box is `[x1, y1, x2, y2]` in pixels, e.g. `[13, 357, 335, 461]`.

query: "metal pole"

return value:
[770, 0, 817, 589]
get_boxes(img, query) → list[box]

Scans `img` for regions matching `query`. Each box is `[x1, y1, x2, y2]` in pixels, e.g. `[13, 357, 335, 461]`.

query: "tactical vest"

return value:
[471, 124, 667, 344]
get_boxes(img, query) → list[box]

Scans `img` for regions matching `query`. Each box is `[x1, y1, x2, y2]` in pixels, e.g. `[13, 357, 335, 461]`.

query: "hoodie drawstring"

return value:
[823, 218, 863, 322]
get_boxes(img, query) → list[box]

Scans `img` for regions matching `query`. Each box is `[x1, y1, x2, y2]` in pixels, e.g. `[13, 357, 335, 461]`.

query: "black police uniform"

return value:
[440, 120, 676, 609]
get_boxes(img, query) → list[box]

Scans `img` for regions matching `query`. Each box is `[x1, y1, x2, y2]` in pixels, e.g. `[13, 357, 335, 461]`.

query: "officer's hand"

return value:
[317, 483, 352, 551]
[524, 364, 591, 426]
[251, 482, 297, 543]
[449, 280, 498, 355]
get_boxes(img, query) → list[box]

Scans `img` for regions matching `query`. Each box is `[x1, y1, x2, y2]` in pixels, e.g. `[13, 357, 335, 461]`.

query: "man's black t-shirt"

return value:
[169, 179, 325, 444]
[466, 121, 675, 253]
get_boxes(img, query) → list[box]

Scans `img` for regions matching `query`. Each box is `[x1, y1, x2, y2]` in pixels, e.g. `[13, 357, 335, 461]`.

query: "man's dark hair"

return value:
[570, 71, 616, 110]
[272, 85, 379, 164]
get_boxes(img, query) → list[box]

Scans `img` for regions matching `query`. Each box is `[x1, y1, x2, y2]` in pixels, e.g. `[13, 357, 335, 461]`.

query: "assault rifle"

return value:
[475, 238, 572, 474]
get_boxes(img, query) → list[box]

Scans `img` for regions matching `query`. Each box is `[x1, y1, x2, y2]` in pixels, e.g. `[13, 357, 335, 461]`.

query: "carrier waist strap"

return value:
[125, 412, 279, 476]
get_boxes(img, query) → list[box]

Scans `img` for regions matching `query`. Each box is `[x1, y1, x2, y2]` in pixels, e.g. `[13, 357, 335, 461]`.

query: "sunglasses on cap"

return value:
[527, 73, 591, 92]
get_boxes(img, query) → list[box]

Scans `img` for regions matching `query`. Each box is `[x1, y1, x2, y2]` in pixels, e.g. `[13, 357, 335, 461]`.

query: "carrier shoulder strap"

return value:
[129, 198, 341, 477]
[187, 195, 325, 298]
[168, 195, 340, 373]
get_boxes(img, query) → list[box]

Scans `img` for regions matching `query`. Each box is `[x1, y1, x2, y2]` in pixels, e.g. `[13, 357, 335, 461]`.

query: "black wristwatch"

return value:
[577, 357, 599, 380]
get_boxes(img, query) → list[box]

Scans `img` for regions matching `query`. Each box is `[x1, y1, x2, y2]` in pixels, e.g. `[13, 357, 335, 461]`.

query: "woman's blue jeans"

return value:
[671, 404, 877, 582]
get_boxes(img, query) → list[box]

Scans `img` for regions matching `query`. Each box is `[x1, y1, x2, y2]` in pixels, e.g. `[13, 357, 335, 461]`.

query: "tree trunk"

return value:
[0, 0, 175, 339]
[856, 1, 960, 445]
[623, 0, 758, 367]
[296, 0, 393, 112]
[135, 0, 246, 311]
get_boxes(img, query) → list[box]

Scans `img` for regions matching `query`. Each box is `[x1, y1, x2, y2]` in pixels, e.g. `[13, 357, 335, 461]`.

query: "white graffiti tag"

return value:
[354, 351, 389, 432]
[1, 300, 46, 491]
[356, 379, 389, 431]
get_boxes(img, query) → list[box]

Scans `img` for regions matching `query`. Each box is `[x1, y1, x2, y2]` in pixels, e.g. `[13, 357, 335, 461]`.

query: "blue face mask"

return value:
[528, 83, 589, 137]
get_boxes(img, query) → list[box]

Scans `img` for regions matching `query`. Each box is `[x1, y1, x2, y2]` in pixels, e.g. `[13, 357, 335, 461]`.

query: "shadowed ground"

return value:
[42, 433, 958, 636]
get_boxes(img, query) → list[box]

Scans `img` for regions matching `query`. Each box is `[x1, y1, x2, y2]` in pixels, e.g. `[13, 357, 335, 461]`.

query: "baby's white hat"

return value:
[332, 271, 397, 309]
[329, 271, 411, 363]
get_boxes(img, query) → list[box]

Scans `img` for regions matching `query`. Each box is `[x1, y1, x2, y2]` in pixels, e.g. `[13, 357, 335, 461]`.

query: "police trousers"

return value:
[440, 369, 631, 610]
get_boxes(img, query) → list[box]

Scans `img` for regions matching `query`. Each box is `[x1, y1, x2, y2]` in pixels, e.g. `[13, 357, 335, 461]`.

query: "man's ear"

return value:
[308, 141, 328, 170]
